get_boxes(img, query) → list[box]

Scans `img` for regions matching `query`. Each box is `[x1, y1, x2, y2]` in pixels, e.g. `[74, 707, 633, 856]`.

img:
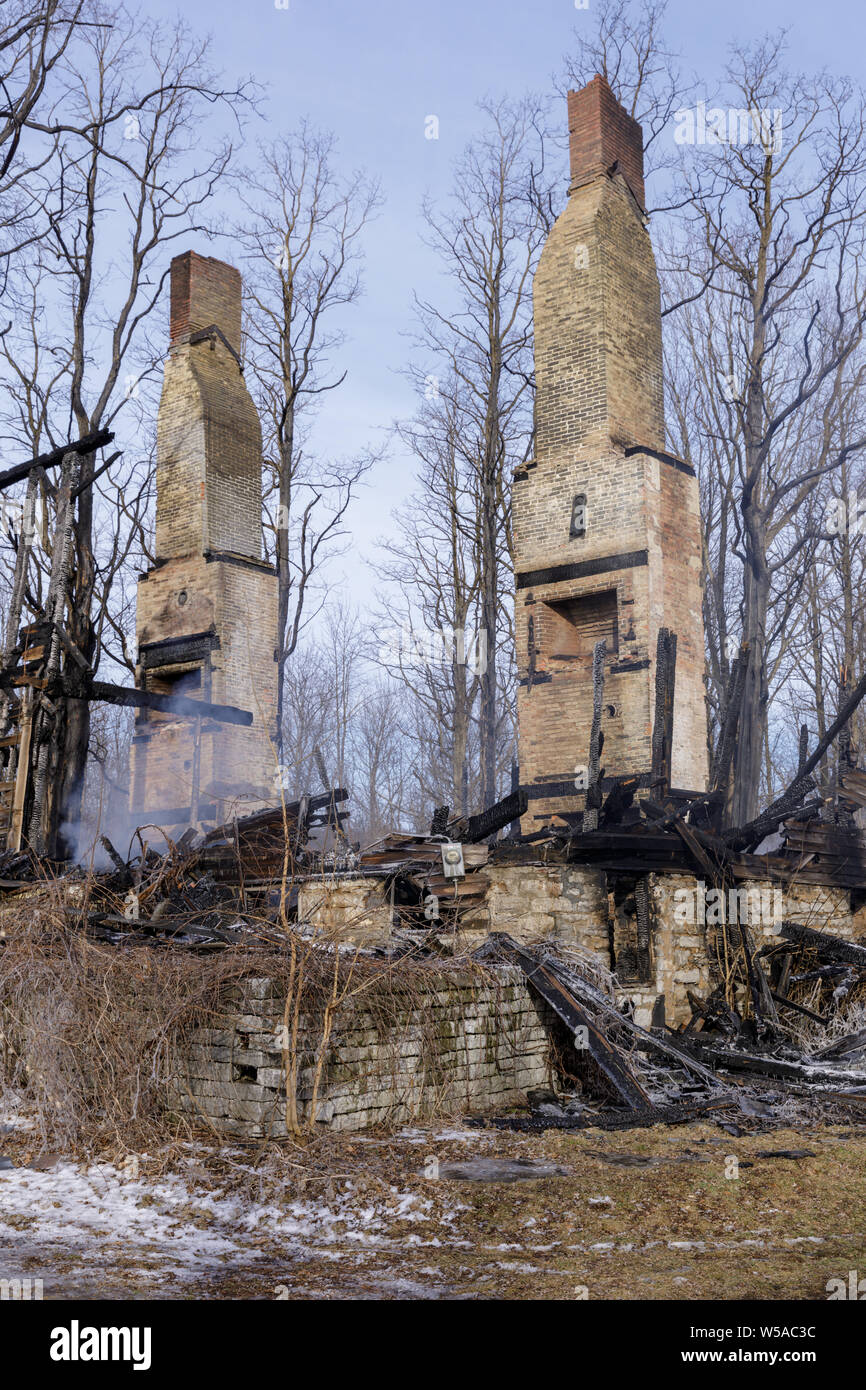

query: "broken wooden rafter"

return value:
[582, 639, 606, 832]
[0, 429, 115, 493]
[87, 680, 253, 726]
[650, 627, 677, 800]
[769, 991, 829, 1026]
[778, 920, 866, 970]
[726, 666, 866, 850]
[448, 787, 527, 844]
[723, 778, 817, 851]
[201, 790, 350, 847]
[489, 933, 654, 1112]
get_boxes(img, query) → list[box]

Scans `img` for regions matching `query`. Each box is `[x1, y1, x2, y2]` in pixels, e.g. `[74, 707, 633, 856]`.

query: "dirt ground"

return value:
[2, 1103, 865, 1300]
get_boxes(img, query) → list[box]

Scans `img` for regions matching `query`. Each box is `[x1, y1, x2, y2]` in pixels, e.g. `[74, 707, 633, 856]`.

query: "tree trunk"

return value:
[275, 405, 295, 760]
[478, 343, 502, 810]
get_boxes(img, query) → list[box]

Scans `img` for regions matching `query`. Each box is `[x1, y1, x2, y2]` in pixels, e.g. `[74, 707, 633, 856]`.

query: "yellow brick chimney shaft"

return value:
[514, 78, 708, 829]
[129, 251, 279, 832]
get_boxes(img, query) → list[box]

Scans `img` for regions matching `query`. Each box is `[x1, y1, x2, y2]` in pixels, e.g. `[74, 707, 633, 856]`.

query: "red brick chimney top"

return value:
[169, 250, 242, 355]
[567, 75, 645, 212]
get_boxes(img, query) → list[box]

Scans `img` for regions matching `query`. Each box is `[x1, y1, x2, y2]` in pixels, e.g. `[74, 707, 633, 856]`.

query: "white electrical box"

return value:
[440, 842, 465, 879]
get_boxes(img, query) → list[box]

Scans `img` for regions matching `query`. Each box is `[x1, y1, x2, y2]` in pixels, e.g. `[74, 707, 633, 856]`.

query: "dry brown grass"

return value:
[0, 878, 509, 1157]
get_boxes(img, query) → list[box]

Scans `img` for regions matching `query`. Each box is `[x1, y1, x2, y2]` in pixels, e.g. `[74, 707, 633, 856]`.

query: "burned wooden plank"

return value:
[582, 639, 607, 832]
[425, 873, 489, 898]
[778, 920, 866, 969]
[536, 953, 730, 1089]
[813, 1028, 866, 1061]
[701, 1047, 866, 1086]
[89, 680, 253, 726]
[0, 429, 114, 493]
[490, 934, 653, 1112]
[451, 788, 528, 843]
[650, 627, 677, 799]
[769, 992, 829, 1026]
[671, 819, 720, 880]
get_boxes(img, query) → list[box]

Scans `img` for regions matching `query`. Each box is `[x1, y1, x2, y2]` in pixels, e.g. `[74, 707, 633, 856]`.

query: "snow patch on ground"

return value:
[0, 1158, 451, 1295]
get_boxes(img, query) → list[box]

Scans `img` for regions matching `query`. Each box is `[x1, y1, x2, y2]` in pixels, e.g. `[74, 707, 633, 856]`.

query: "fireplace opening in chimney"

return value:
[543, 589, 618, 660]
[143, 662, 203, 723]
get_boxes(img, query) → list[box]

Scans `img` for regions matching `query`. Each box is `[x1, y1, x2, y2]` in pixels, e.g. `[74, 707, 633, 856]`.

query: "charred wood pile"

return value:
[470, 932, 866, 1134]
[0, 789, 350, 947]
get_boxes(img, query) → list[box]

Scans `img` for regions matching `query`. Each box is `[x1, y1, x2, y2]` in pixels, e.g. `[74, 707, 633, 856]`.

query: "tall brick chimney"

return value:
[567, 75, 645, 211]
[512, 79, 708, 831]
[169, 251, 242, 355]
[129, 250, 279, 833]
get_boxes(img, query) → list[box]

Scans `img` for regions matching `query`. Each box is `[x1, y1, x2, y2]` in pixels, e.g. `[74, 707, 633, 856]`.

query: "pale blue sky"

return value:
[141, 0, 866, 604]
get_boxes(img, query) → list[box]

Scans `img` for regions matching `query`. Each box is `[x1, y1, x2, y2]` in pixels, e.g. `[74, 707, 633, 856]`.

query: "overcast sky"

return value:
[139, 0, 866, 608]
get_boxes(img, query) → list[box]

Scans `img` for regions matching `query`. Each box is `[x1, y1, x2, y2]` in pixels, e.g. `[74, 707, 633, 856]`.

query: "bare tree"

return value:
[413, 96, 549, 808]
[0, 0, 85, 262]
[0, 1, 256, 852]
[279, 606, 416, 845]
[664, 36, 866, 821]
[372, 373, 484, 818]
[231, 126, 382, 748]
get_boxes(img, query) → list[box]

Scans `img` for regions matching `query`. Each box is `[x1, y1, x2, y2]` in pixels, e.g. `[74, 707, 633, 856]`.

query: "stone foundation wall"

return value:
[295, 864, 866, 1032]
[172, 967, 554, 1137]
[296, 876, 393, 945]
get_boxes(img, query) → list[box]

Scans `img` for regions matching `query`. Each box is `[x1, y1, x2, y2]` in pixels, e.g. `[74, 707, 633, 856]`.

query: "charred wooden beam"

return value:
[509, 758, 521, 836]
[599, 774, 639, 827]
[798, 723, 809, 773]
[99, 835, 129, 876]
[727, 666, 866, 849]
[200, 790, 349, 845]
[838, 664, 854, 772]
[701, 1046, 866, 1086]
[634, 875, 652, 982]
[769, 991, 829, 1026]
[778, 920, 866, 969]
[710, 645, 749, 821]
[671, 818, 720, 880]
[723, 776, 817, 850]
[813, 1028, 866, 1061]
[0, 430, 114, 493]
[52, 622, 92, 673]
[492, 934, 654, 1111]
[450, 788, 528, 843]
[650, 627, 677, 799]
[583, 639, 607, 831]
[89, 680, 252, 726]
[312, 745, 330, 791]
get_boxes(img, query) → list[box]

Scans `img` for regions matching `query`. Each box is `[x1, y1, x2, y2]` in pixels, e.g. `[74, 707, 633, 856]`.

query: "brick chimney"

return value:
[512, 79, 708, 833]
[567, 75, 645, 211]
[169, 250, 242, 356]
[129, 249, 279, 831]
